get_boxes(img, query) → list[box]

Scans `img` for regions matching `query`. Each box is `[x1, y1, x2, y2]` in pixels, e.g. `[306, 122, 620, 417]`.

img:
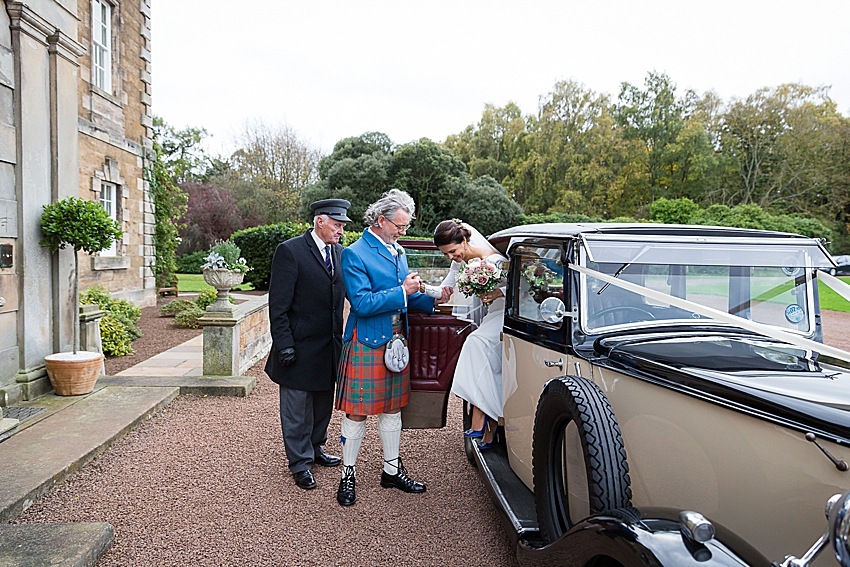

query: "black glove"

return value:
[279, 347, 296, 367]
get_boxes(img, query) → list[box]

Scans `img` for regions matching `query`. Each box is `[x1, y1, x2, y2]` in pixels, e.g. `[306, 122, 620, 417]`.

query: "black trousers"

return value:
[279, 385, 334, 474]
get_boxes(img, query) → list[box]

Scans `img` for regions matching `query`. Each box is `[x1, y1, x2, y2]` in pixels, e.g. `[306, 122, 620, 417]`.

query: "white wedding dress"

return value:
[441, 252, 508, 421]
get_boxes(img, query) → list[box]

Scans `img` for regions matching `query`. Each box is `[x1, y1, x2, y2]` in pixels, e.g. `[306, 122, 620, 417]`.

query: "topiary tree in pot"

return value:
[40, 197, 122, 395]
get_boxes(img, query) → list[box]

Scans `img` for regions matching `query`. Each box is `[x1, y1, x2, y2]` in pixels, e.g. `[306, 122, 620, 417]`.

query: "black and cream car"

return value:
[401, 224, 850, 567]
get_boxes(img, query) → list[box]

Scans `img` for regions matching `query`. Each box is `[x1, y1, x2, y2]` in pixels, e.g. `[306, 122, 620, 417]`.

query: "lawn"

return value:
[819, 278, 850, 312]
[646, 274, 850, 314]
[176, 273, 255, 293]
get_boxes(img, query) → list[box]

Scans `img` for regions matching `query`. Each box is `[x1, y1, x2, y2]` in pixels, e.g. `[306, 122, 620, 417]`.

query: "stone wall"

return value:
[199, 296, 272, 377]
[1, 0, 86, 403]
[238, 303, 270, 375]
[76, 0, 154, 308]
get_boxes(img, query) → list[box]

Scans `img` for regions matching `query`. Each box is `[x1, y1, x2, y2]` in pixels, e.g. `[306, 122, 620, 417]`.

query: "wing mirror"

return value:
[539, 297, 567, 324]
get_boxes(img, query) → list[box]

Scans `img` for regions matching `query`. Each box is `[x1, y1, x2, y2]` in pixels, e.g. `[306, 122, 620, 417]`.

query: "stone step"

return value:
[97, 374, 255, 397]
[0, 522, 113, 567]
[0, 386, 179, 523]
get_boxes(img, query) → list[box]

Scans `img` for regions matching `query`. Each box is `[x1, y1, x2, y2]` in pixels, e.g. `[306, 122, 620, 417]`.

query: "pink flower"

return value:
[477, 275, 489, 285]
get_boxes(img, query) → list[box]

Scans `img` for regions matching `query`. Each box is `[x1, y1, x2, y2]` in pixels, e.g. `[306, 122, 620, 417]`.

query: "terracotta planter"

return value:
[202, 268, 245, 312]
[44, 351, 103, 396]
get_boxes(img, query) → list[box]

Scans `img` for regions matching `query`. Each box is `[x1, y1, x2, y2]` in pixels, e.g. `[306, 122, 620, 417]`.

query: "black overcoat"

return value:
[264, 230, 345, 391]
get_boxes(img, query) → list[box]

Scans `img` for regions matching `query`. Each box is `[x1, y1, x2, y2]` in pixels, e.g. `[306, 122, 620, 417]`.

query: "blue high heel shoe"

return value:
[476, 425, 503, 450]
[463, 416, 488, 438]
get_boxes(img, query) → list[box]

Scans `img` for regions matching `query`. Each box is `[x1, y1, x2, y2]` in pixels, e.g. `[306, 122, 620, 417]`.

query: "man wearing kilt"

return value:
[335, 189, 436, 506]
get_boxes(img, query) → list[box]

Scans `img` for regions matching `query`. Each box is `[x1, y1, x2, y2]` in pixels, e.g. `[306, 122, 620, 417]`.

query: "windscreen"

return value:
[579, 236, 821, 335]
[581, 234, 833, 269]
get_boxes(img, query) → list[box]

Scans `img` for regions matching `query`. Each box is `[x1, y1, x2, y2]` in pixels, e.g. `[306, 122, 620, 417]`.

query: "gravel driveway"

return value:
[15, 310, 850, 566]
[15, 361, 518, 566]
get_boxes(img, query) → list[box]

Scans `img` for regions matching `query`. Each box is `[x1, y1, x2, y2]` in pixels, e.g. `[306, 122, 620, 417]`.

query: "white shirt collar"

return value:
[310, 229, 329, 255]
[368, 227, 397, 256]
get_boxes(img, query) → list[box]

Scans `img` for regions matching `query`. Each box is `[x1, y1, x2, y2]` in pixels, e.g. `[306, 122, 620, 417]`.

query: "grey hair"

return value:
[363, 188, 416, 226]
[313, 215, 326, 229]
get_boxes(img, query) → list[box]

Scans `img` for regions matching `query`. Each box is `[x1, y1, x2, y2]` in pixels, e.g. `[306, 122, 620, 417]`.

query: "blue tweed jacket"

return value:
[341, 229, 435, 347]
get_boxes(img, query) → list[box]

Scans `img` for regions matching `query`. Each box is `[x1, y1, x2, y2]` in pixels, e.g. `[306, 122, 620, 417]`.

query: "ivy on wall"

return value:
[144, 144, 187, 289]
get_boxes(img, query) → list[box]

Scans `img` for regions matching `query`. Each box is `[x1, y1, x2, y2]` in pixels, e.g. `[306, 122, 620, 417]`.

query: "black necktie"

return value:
[324, 245, 333, 276]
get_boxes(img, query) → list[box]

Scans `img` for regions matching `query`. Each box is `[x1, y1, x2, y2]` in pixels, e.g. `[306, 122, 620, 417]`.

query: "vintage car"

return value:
[399, 224, 850, 567]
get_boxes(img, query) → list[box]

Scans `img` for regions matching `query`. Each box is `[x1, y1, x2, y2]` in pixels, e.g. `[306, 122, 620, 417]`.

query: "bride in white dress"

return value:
[433, 219, 507, 448]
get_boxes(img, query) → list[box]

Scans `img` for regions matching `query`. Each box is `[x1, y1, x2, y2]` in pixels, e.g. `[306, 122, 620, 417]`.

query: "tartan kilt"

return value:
[335, 323, 409, 415]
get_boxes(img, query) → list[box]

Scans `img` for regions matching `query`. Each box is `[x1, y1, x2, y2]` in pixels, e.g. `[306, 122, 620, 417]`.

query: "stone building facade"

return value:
[76, 0, 155, 307]
[0, 0, 153, 407]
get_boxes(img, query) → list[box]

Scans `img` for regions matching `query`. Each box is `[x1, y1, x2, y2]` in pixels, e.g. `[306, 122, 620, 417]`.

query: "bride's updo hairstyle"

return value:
[433, 219, 471, 247]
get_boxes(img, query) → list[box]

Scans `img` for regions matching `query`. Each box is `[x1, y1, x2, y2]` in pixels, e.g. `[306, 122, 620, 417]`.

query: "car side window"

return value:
[403, 245, 452, 284]
[513, 245, 565, 327]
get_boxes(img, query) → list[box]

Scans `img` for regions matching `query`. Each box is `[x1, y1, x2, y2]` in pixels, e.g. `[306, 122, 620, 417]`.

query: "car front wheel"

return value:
[532, 376, 632, 544]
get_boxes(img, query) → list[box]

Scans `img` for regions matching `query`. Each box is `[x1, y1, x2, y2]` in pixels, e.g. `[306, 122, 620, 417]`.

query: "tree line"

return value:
[153, 70, 850, 264]
[446, 73, 850, 244]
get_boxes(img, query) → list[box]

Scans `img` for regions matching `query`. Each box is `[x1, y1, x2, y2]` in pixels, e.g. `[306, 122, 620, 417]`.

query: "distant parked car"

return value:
[823, 254, 850, 276]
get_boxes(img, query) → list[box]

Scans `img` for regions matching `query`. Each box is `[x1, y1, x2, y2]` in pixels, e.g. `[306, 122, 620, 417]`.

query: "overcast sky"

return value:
[153, 0, 850, 156]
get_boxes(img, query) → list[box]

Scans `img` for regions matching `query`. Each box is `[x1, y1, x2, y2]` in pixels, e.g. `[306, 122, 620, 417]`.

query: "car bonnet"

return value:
[595, 333, 850, 443]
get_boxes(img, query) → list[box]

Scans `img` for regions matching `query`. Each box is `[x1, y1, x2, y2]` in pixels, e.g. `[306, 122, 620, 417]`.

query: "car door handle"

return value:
[544, 358, 563, 370]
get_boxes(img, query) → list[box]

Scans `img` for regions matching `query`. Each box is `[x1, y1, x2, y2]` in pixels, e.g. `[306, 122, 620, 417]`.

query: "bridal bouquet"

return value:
[456, 258, 502, 299]
[522, 260, 555, 291]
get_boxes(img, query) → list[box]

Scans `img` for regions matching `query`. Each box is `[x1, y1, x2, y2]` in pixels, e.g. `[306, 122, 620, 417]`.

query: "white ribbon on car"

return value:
[817, 270, 850, 304]
[568, 263, 850, 366]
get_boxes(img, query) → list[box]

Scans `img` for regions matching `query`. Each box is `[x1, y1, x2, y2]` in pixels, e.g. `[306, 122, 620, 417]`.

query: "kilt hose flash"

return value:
[335, 321, 409, 415]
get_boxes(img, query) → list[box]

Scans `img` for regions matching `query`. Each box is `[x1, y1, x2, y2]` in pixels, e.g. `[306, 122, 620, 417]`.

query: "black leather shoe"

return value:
[314, 447, 342, 467]
[293, 469, 316, 490]
[380, 458, 426, 494]
[337, 465, 356, 506]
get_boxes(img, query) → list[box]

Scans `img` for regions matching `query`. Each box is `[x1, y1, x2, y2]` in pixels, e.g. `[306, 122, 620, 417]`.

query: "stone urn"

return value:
[44, 351, 103, 396]
[202, 268, 245, 312]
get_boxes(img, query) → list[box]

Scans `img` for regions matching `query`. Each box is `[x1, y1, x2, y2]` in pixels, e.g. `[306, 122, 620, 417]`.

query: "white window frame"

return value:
[100, 182, 118, 256]
[91, 0, 112, 92]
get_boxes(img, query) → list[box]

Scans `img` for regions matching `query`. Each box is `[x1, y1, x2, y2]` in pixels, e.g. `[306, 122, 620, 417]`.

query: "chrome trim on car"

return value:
[680, 510, 715, 543]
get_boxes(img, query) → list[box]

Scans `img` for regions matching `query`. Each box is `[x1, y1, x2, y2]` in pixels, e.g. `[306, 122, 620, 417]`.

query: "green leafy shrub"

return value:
[174, 304, 205, 329]
[648, 198, 834, 243]
[450, 175, 524, 236]
[177, 251, 207, 274]
[160, 299, 196, 316]
[232, 222, 310, 290]
[232, 222, 365, 290]
[80, 285, 141, 356]
[159, 291, 230, 328]
[519, 212, 597, 225]
[195, 288, 220, 311]
[41, 197, 122, 353]
[99, 313, 135, 356]
[203, 239, 249, 272]
[340, 230, 362, 247]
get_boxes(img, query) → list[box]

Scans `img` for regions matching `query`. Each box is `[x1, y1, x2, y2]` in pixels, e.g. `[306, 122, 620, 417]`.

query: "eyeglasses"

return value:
[383, 216, 411, 232]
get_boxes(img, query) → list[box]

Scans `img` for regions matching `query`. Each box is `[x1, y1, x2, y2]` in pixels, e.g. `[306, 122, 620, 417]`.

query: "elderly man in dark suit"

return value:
[265, 199, 350, 490]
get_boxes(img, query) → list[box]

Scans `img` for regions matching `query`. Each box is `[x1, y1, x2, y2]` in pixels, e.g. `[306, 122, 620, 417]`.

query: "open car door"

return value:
[399, 240, 472, 428]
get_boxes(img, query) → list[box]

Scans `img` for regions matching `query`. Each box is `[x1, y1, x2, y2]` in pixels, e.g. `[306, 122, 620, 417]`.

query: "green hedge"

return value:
[649, 199, 834, 243]
[159, 290, 232, 329]
[176, 250, 207, 274]
[232, 222, 363, 291]
[519, 202, 834, 249]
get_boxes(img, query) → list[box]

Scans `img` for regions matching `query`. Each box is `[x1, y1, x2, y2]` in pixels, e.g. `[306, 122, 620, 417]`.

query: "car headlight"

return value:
[829, 491, 850, 566]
